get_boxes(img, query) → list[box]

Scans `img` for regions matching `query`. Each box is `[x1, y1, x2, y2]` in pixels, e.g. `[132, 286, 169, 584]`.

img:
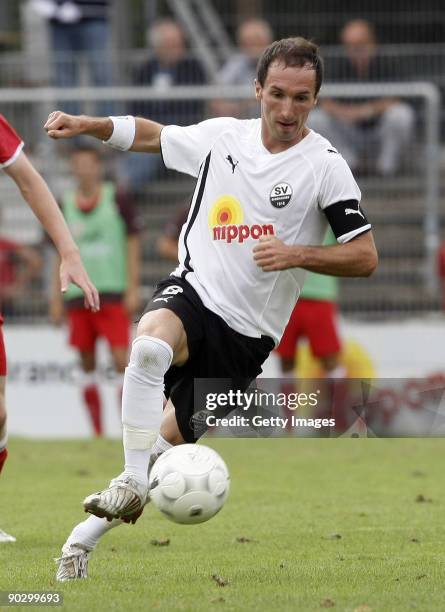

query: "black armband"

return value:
[323, 199, 371, 243]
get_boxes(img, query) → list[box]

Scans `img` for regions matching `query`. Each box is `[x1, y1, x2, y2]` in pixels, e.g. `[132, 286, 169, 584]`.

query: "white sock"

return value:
[79, 370, 97, 388]
[65, 515, 123, 552]
[123, 448, 152, 484]
[121, 336, 173, 486]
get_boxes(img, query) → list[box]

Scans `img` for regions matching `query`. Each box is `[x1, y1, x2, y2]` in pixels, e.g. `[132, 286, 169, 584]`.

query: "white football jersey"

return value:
[161, 117, 368, 345]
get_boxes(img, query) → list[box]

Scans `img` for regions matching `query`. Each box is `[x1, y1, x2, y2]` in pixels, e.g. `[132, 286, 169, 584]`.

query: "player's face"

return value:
[256, 61, 318, 153]
[71, 151, 102, 185]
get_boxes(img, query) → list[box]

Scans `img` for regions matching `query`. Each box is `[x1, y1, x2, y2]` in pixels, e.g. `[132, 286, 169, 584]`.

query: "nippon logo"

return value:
[212, 223, 274, 244]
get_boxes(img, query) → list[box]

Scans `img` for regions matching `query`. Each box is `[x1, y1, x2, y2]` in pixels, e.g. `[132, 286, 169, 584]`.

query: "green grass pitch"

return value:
[1, 437, 444, 611]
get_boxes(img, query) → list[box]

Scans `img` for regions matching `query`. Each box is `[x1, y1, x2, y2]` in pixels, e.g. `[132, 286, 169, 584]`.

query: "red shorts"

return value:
[67, 302, 130, 352]
[276, 299, 341, 360]
[0, 320, 6, 376]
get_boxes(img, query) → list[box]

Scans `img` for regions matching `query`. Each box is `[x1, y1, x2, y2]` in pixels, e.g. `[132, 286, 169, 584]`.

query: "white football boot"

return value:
[0, 529, 16, 543]
[83, 474, 147, 523]
[55, 544, 90, 582]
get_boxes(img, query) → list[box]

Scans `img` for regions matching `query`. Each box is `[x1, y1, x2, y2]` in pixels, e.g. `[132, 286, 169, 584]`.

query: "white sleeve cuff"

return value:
[0, 141, 24, 168]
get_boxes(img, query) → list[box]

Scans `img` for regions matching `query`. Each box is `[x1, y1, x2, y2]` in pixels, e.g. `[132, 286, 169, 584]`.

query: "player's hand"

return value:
[44, 111, 84, 139]
[253, 236, 297, 272]
[59, 251, 100, 311]
[124, 287, 141, 317]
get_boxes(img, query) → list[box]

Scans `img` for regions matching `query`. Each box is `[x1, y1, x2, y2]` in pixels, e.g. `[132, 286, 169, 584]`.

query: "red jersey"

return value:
[0, 114, 24, 169]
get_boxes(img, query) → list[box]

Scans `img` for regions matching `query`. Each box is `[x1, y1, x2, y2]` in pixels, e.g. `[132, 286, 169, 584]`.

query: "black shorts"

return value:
[143, 276, 274, 442]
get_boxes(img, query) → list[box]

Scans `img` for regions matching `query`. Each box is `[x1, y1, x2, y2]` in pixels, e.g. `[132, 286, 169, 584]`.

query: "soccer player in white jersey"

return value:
[45, 37, 377, 580]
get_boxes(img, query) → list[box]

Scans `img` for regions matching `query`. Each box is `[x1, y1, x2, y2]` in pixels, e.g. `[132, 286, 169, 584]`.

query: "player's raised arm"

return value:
[4, 153, 100, 311]
[44, 112, 163, 153]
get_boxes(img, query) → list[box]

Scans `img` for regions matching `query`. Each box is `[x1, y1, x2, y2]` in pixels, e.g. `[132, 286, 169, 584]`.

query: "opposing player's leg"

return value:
[0, 324, 7, 472]
[83, 307, 188, 522]
[0, 325, 16, 543]
[0, 376, 7, 475]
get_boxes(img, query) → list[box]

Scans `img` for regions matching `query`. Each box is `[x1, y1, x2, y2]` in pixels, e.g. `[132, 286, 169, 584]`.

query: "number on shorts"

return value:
[162, 285, 183, 296]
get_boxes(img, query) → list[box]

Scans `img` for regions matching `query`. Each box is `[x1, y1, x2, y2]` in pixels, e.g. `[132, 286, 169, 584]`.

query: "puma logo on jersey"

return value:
[345, 204, 364, 220]
[226, 154, 239, 174]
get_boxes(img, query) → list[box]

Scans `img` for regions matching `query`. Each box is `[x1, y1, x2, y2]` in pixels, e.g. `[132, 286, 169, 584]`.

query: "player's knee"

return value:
[129, 335, 173, 383]
[137, 310, 188, 365]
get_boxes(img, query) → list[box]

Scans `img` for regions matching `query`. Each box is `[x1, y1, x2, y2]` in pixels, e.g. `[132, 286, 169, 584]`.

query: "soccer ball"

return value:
[148, 444, 230, 524]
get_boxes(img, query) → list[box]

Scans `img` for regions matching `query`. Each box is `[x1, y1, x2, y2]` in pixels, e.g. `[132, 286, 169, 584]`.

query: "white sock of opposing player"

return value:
[65, 515, 122, 551]
[121, 336, 173, 487]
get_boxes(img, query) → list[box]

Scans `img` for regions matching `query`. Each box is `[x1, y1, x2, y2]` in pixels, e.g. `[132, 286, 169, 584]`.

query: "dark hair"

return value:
[256, 37, 323, 96]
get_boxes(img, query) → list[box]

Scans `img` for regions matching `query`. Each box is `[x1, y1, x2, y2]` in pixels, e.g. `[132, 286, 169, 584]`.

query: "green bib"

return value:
[300, 229, 339, 301]
[62, 182, 128, 300]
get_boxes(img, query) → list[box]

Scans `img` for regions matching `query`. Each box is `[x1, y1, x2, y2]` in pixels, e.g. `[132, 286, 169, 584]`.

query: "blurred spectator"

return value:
[133, 18, 207, 124]
[0, 231, 42, 317]
[276, 230, 344, 379]
[121, 19, 207, 191]
[156, 202, 189, 263]
[309, 18, 415, 176]
[30, 0, 112, 114]
[212, 18, 273, 118]
[50, 145, 141, 436]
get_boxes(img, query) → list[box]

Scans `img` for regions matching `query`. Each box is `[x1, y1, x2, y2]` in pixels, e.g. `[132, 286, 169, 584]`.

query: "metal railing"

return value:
[0, 81, 441, 320]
